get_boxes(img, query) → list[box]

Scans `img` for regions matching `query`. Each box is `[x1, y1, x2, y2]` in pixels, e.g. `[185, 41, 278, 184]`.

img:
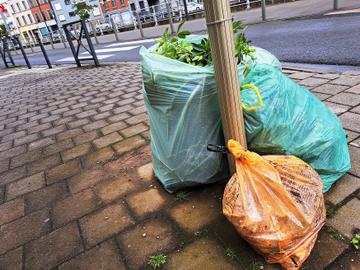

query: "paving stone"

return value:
[125, 113, 148, 125]
[327, 250, 360, 270]
[347, 130, 360, 143]
[83, 120, 108, 132]
[350, 137, 360, 148]
[108, 112, 130, 123]
[74, 131, 99, 145]
[95, 176, 140, 203]
[27, 122, 52, 134]
[0, 198, 24, 226]
[324, 102, 351, 115]
[83, 147, 115, 168]
[328, 92, 360, 106]
[0, 166, 26, 185]
[327, 198, 360, 238]
[62, 143, 92, 162]
[6, 172, 45, 200]
[0, 145, 27, 161]
[351, 105, 360, 114]
[0, 247, 23, 270]
[346, 84, 360, 94]
[0, 141, 12, 152]
[325, 174, 360, 205]
[100, 122, 127, 135]
[41, 125, 66, 137]
[340, 112, 360, 133]
[137, 162, 155, 183]
[349, 146, 360, 178]
[113, 135, 146, 154]
[331, 75, 360, 86]
[117, 218, 176, 269]
[0, 208, 50, 255]
[127, 188, 170, 218]
[68, 168, 110, 194]
[57, 128, 83, 141]
[313, 73, 340, 80]
[59, 239, 125, 270]
[1, 130, 26, 142]
[312, 84, 348, 95]
[302, 229, 348, 269]
[299, 77, 329, 87]
[168, 194, 221, 233]
[25, 181, 68, 213]
[28, 137, 55, 151]
[312, 92, 330, 101]
[52, 189, 99, 227]
[43, 138, 74, 156]
[113, 104, 133, 114]
[129, 105, 147, 115]
[166, 238, 237, 270]
[93, 132, 123, 149]
[0, 159, 9, 173]
[47, 159, 81, 184]
[28, 154, 62, 175]
[25, 222, 83, 270]
[67, 118, 90, 129]
[10, 148, 43, 169]
[80, 203, 134, 247]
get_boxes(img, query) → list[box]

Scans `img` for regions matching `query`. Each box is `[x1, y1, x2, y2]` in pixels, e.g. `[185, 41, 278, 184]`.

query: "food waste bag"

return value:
[140, 39, 350, 193]
[223, 140, 326, 270]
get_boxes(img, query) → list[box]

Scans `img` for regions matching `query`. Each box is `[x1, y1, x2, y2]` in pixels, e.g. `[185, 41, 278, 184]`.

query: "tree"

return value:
[0, 24, 8, 39]
[72, 1, 95, 21]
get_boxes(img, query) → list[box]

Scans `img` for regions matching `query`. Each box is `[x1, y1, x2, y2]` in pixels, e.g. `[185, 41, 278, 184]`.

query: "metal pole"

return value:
[35, 32, 52, 68]
[89, 22, 99, 45]
[60, 29, 67, 48]
[203, 0, 247, 172]
[35, 0, 54, 49]
[0, 12, 10, 32]
[81, 20, 99, 66]
[261, 0, 266, 21]
[136, 12, 145, 39]
[3, 39, 14, 66]
[334, 0, 339, 10]
[246, 0, 250, 9]
[166, 1, 175, 35]
[14, 36, 31, 69]
[0, 46, 8, 68]
[63, 25, 81, 67]
[151, 6, 158, 26]
[182, 0, 189, 19]
[111, 17, 120, 41]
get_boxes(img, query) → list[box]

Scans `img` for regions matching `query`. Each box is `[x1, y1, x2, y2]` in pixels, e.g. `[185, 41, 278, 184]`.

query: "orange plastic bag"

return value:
[223, 140, 326, 270]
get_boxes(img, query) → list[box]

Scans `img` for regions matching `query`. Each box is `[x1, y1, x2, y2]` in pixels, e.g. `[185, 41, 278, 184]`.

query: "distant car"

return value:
[187, 2, 203, 13]
[96, 22, 112, 32]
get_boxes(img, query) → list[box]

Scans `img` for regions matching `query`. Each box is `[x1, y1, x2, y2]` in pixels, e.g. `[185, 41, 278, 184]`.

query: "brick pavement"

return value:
[0, 64, 359, 270]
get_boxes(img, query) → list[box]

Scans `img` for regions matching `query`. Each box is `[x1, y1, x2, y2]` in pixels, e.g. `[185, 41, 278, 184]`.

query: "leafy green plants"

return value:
[72, 1, 95, 20]
[155, 20, 255, 67]
[249, 261, 264, 270]
[0, 24, 8, 39]
[351, 233, 360, 250]
[148, 254, 167, 269]
[225, 248, 238, 261]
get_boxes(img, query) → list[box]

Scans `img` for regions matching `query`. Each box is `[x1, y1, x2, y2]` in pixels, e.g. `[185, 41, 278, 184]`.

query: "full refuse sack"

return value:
[223, 140, 326, 270]
[140, 39, 350, 193]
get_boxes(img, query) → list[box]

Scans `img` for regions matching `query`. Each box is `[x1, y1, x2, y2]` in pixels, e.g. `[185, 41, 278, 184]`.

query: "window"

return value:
[139, 1, 145, 9]
[130, 3, 135, 11]
[58, 14, 66, 21]
[16, 17, 22, 26]
[65, 0, 71, 5]
[16, 3, 21, 11]
[48, 10, 53, 19]
[103, 1, 109, 9]
[28, 14, 33, 24]
[120, 0, 125, 5]
[54, 3, 62, 10]
[22, 1, 27, 10]
[28, 1, 35, 8]
[111, 0, 116, 8]
[34, 13, 41, 23]
[22, 15, 27, 25]
[10, 4, 16, 13]
[69, 11, 76, 17]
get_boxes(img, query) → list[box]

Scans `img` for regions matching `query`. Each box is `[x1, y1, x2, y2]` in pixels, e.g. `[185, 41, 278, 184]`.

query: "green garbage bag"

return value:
[140, 45, 350, 193]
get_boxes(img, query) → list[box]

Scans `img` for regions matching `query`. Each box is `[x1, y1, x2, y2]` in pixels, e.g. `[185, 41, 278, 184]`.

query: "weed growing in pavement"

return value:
[351, 233, 360, 250]
[175, 191, 190, 201]
[225, 248, 238, 261]
[148, 254, 167, 269]
[249, 261, 264, 270]
[327, 227, 346, 241]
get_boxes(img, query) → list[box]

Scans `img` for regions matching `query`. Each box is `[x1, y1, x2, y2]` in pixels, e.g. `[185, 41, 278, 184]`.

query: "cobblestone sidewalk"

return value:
[0, 64, 359, 270]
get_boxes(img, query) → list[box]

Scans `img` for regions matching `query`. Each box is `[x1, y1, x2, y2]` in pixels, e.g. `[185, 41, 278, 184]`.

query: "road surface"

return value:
[3, 13, 360, 68]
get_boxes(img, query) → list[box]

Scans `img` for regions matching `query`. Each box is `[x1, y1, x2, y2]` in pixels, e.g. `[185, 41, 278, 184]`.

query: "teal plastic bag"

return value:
[140, 45, 350, 193]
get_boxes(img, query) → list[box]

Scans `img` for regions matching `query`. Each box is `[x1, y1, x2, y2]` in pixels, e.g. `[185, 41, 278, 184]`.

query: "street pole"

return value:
[261, 0, 266, 21]
[334, 0, 339, 10]
[166, 1, 175, 35]
[182, 0, 189, 20]
[35, 0, 54, 48]
[203, 0, 247, 172]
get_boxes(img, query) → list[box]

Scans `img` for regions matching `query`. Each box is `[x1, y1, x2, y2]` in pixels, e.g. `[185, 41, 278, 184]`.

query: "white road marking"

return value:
[56, 54, 114, 62]
[325, 8, 360, 16]
[105, 39, 155, 47]
[87, 46, 140, 53]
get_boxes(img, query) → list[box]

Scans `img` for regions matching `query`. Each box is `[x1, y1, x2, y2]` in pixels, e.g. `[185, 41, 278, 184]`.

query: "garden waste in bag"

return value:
[141, 41, 350, 193]
[223, 139, 326, 270]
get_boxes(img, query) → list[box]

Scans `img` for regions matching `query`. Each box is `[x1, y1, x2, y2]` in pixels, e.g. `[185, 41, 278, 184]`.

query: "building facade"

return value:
[50, 0, 102, 26]
[6, 0, 38, 42]
[99, 0, 129, 15]
[28, 0, 58, 37]
[0, 0, 19, 35]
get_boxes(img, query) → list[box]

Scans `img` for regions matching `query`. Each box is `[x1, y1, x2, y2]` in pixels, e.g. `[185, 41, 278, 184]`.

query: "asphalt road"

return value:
[4, 13, 360, 68]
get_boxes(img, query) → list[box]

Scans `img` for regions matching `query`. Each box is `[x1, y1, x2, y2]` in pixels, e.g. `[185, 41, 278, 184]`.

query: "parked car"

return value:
[187, 2, 203, 13]
[96, 22, 112, 33]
